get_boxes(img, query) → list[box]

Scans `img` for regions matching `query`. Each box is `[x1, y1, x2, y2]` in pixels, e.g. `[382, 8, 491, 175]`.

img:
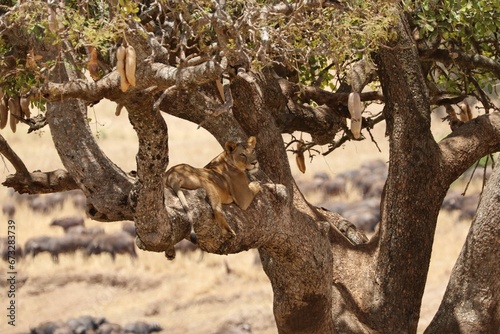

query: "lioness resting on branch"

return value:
[165, 136, 261, 243]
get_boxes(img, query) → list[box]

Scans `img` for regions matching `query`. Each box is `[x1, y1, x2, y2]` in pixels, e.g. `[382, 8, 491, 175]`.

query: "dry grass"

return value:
[0, 100, 475, 333]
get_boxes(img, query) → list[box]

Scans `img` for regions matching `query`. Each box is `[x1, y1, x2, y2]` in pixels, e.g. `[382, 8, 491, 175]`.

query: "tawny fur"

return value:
[165, 136, 261, 242]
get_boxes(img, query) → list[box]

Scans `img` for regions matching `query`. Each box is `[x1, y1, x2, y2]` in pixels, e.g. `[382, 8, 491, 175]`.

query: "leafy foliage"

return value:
[0, 0, 399, 94]
[405, 0, 500, 107]
[0, 0, 498, 125]
[0, 0, 134, 99]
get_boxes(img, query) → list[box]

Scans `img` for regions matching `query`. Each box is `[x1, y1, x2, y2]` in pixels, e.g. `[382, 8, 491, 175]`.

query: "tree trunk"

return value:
[331, 11, 445, 333]
[163, 70, 338, 333]
[370, 13, 444, 332]
[425, 164, 500, 334]
[329, 11, 500, 333]
[4, 5, 500, 334]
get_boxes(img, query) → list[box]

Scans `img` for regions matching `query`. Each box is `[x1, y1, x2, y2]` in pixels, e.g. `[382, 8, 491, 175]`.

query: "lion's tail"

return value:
[176, 190, 197, 243]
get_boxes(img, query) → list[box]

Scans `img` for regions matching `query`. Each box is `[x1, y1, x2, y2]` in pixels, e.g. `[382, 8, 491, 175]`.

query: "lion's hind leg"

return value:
[167, 171, 197, 243]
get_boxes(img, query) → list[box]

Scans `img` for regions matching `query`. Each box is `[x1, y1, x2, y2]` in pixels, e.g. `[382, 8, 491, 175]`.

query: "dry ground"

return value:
[0, 100, 478, 333]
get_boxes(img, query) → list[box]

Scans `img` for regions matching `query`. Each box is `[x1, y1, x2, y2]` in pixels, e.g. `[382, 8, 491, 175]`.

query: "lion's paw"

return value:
[249, 181, 262, 194]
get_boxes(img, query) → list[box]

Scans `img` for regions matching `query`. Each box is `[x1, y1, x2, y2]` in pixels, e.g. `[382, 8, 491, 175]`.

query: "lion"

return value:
[165, 136, 261, 242]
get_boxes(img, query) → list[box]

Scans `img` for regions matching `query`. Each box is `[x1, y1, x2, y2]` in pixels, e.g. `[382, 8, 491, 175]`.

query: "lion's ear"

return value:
[247, 136, 256, 149]
[225, 141, 237, 153]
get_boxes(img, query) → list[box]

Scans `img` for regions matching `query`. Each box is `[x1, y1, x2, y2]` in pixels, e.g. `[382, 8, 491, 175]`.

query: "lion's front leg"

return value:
[249, 181, 261, 195]
[206, 185, 236, 238]
[213, 204, 236, 238]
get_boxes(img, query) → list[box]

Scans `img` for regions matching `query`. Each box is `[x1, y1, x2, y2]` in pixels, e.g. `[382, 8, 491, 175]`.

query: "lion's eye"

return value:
[240, 153, 247, 160]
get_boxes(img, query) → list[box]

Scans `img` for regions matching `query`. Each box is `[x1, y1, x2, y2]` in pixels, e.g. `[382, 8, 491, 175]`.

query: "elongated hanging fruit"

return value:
[8, 98, 19, 133]
[295, 140, 306, 174]
[116, 45, 129, 92]
[465, 102, 473, 120]
[9, 114, 16, 132]
[48, 8, 58, 33]
[87, 46, 100, 81]
[9, 96, 21, 120]
[348, 92, 363, 139]
[0, 96, 8, 130]
[458, 101, 472, 122]
[9, 97, 22, 132]
[125, 45, 136, 87]
[20, 96, 31, 118]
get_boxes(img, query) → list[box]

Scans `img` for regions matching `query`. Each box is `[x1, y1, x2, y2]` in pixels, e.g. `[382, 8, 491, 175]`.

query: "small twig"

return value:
[366, 126, 381, 153]
[469, 75, 491, 113]
[322, 134, 349, 156]
[462, 158, 481, 196]
[153, 85, 177, 111]
[285, 138, 317, 154]
[481, 155, 490, 194]
[313, 62, 336, 87]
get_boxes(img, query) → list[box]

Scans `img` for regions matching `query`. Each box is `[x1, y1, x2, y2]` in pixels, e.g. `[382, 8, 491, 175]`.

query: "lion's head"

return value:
[225, 136, 259, 174]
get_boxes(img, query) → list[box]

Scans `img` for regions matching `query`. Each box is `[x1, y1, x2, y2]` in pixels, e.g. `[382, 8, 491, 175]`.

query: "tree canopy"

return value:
[1, 1, 499, 333]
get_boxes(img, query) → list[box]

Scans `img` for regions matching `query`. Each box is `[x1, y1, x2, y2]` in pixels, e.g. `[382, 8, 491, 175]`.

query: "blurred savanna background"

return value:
[0, 99, 489, 333]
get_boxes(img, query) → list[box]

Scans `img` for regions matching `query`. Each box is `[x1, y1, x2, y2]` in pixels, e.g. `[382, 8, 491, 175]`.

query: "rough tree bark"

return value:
[328, 11, 500, 333]
[327, 11, 444, 333]
[2, 5, 500, 334]
[425, 163, 500, 334]
[158, 70, 340, 333]
[46, 64, 134, 222]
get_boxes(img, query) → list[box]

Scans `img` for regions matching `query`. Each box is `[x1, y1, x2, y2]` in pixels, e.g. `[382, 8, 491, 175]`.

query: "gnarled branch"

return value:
[32, 59, 227, 104]
[438, 112, 500, 185]
[2, 169, 78, 194]
[421, 49, 500, 80]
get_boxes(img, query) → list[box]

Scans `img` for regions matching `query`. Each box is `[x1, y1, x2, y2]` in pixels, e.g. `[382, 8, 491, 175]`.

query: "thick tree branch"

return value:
[2, 169, 79, 194]
[0, 134, 79, 194]
[438, 112, 500, 186]
[43, 59, 134, 222]
[329, 11, 452, 332]
[420, 48, 500, 80]
[280, 102, 346, 145]
[32, 59, 227, 104]
[47, 98, 135, 222]
[126, 93, 180, 258]
[230, 71, 294, 186]
[347, 58, 379, 93]
[158, 83, 248, 145]
[165, 182, 290, 255]
[425, 164, 500, 333]
[373, 15, 443, 331]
